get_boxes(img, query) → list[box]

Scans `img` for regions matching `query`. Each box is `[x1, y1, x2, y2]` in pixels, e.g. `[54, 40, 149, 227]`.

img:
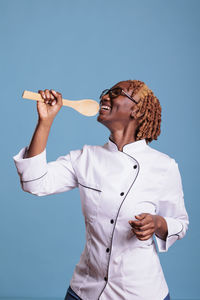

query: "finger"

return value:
[129, 220, 139, 227]
[51, 90, 63, 106]
[129, 220, 142, 228]
[136, 223, 155, 232]
[51, 100, 56, 106]
[51, 89, 57, 96]
[132, 228, 153, 239]
[44, 89, 51, 103]
[47, 91, 55, 105]
[129, 218, 149, 228]
[136, 234, 153, 241]
[132, 225, 154, 238]
[50, 93, 55, 100]
[38, 90, 46, 101]
[47, 90, 57, 106]
[135, 213, 147, 220]
[49, 90, 57, 106]
[132, 214, 153, 227]
[50, 90, 57, 103]
[39, 89, 49, 104]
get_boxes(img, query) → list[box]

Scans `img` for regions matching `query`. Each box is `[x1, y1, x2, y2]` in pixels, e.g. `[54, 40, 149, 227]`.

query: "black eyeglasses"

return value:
[99, 87, 138, 104]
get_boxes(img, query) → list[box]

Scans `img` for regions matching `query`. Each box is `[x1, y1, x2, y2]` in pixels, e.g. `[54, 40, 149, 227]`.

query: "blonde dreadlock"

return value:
[125, 80, 161, 144]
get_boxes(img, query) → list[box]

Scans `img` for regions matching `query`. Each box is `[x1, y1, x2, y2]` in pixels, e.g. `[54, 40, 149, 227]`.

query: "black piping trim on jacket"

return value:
[21, 172, 48, 183]
[168, 222, 184, 238]
[98, 151, 140, 299]
[78, 182, 102, 193]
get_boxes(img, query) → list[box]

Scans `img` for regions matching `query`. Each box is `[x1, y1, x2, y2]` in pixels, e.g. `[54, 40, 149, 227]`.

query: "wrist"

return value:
[38, 118, 54, 129]
[155, 215, 168, 241]
[155, 215, 162, 231]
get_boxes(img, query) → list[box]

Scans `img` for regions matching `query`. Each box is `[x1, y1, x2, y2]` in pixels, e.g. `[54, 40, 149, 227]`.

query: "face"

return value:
[97, 81, 137, 131]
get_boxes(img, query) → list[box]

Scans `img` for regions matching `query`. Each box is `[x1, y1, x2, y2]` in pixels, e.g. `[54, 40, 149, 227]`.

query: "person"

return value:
[13, 80, 189, 300]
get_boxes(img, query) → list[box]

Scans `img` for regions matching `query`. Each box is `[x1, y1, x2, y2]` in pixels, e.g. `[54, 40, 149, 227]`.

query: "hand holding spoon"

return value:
[22, 90, 99, 117]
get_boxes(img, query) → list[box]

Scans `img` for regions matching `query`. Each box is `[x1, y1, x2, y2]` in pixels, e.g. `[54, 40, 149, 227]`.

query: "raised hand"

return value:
[37, 89, 63, 124]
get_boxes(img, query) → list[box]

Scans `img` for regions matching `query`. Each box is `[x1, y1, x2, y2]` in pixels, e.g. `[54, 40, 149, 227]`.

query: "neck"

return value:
[109, 130, 136, 151]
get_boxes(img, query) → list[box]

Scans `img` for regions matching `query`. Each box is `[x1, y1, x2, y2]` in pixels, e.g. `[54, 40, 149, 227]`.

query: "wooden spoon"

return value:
[22, 90, 100, 117]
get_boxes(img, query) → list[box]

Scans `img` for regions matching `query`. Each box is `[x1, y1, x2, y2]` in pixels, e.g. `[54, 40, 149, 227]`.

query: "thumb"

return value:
[135, 213, 147, 220]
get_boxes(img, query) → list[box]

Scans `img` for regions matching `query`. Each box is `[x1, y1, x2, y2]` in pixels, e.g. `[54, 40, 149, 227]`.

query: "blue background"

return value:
[0, 0, 199, 299]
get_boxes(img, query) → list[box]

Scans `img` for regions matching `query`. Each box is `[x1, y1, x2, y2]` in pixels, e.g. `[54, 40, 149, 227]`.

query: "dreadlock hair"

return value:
[125, 80, 161, 144]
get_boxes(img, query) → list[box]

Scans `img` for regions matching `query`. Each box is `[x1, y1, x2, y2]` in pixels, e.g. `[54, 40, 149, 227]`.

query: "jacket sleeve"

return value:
[155, 159, 189, 252]
[13, 147, 81, 196]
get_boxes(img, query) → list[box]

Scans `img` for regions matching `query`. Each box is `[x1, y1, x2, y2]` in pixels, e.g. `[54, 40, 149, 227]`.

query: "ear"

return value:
[130, 106, 139, 119]
[130, 106, 143, 119]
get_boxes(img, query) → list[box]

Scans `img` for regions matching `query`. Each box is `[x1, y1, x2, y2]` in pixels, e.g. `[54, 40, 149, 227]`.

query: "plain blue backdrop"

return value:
[0, 0, 199, 299]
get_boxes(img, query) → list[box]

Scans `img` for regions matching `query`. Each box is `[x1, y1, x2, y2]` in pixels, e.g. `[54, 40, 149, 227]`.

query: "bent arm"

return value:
[13, 89, 80, 196]
[25, 89, 63, 158]
[155, 159, 189, 252]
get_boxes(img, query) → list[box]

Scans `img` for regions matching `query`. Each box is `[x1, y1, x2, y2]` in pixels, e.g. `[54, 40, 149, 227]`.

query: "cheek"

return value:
[113, 103, 132, 117]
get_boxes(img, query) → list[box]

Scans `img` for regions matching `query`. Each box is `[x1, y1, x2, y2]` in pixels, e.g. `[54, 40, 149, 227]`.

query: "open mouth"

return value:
[101, 105, 111, 111]
[100, 105, 111, 111]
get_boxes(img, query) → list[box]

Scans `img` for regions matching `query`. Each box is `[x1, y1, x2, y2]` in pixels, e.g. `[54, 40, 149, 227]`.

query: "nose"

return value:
[100, 93, 110, 102]
[100, 96, 111, 106]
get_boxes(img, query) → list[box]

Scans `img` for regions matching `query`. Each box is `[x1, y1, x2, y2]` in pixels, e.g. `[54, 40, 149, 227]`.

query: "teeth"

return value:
[101, 105, 111, 110]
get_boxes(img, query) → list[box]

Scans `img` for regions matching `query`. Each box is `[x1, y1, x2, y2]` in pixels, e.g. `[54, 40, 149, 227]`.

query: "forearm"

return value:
[25, 120, 52, 158]
[154, 215, 168, 241]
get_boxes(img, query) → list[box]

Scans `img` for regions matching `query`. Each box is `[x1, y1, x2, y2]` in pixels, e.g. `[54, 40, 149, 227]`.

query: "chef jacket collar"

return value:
[106, 137, 147, 155]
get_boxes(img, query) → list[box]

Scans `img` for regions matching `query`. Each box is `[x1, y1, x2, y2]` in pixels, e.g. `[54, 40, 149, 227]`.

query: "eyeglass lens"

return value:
[100, 88, 122, 100]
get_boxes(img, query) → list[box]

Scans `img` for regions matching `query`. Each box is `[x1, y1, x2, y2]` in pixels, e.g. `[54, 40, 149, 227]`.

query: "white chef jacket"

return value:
[13, 138, 189, 300]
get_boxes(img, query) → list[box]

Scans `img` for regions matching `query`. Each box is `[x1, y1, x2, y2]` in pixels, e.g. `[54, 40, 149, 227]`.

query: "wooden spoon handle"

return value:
[22, 90, 87, 106]
[22, 90, 99, 117]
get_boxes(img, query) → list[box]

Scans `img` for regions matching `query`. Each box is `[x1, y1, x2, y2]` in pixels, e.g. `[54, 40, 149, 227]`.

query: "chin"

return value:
[97, 113, 107, 124]
[97, 113, 103, 123]
[97, 115, 111, 130]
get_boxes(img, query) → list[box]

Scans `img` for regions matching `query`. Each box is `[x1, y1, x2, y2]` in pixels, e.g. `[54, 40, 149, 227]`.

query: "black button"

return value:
[110, 219, 114, 224]
[106, 248, 110, 253]
[133, 165, 137, 169]
[120, 192, 124, 196]
[104, 276, 107, 281]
